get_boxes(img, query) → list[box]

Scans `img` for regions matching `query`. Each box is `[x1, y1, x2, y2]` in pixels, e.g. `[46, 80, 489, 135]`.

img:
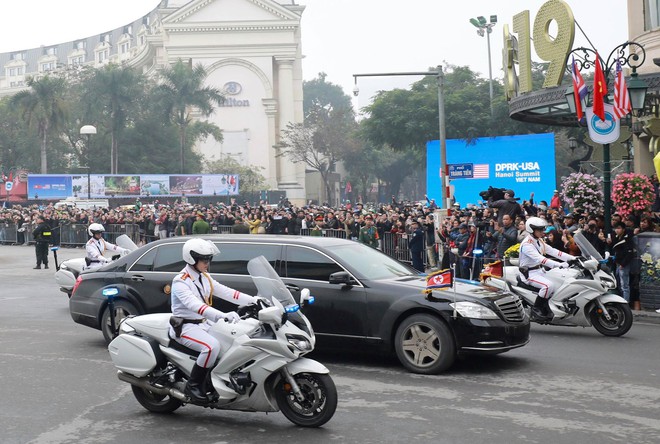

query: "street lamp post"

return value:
[564, 43, 648, 234]
[353, 69, 448, 209]
[80, 125, 97, 200]
[469, 15, 497, 117]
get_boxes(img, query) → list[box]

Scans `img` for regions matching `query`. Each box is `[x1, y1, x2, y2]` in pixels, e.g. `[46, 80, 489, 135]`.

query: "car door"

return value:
[282, 245, 367, 343]
[124, 242, 184, 313]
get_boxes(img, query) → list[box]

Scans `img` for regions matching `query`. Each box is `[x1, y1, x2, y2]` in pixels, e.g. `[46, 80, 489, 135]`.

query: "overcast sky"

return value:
[0, 0, 629, 109]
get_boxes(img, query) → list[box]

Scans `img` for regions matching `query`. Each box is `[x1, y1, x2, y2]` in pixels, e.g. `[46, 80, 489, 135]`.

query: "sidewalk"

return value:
[633, 309, 660, 325]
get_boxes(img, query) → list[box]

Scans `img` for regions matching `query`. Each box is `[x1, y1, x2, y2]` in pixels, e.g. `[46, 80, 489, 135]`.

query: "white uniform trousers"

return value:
[525, 270, 554, 299]
[170, 322, 220, 368]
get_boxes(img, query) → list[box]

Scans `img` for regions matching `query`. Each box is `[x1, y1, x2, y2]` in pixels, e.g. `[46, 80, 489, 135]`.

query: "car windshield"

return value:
[325, 242, 417, 280]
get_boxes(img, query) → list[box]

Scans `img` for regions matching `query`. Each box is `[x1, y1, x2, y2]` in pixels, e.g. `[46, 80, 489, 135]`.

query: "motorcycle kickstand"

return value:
[281, 366, 305, 402]
[595, 299, 612, 321]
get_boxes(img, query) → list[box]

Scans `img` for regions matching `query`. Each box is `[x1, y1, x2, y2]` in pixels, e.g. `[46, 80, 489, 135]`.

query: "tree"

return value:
[11, 75, 68, 173]
[83, 64, 145, 174]
[156, 59, 224, 174]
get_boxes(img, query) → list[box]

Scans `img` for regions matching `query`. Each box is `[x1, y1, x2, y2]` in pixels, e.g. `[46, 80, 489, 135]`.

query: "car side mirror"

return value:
[329, 271, 353, 286]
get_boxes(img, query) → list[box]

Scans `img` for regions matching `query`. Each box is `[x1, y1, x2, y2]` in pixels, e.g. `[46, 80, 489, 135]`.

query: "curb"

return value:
[633, 310, 660, 325]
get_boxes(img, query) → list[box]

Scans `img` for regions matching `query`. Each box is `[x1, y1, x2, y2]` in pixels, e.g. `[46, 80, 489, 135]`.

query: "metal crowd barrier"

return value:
[211, 225, 235, 234]
[0, 222, 19, 245]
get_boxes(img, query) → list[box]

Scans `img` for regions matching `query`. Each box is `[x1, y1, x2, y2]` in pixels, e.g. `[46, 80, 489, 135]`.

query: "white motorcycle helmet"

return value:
[88, 223, 105, 236]
[182, 238, 220, 265]
[525, 217, 548, 235]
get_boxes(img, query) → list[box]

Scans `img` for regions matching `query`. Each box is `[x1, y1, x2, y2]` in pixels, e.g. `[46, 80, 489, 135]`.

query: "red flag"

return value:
[571, 56, 588, 120]
[424, 268, 453, 293]
[592, 53, 608, 121]
[8, 171, 12, 183]
[480, 260, 503, 281]
[613, 61, 631, 120]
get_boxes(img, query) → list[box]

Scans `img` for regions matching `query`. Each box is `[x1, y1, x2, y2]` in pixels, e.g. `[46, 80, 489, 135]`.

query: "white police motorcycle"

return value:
[106, 255, 337, 427]
[53, 234, 135, 297]
[484, 231, 633, 337]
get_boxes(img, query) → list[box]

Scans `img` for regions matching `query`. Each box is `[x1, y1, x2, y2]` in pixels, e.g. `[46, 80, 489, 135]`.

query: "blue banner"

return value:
[27, 175, 73, 199]
[427, 133, 556, 207]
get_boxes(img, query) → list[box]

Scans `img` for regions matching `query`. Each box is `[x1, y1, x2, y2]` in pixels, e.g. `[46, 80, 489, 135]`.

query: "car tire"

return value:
[101, 300, 138, 344]
[394, 314, 455, 374]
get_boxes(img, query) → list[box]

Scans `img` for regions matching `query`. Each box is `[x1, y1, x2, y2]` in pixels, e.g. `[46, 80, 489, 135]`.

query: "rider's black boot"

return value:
[184, 364, 209, 403]
[203, 369, 220, 403]
[532, 296, 552, 321]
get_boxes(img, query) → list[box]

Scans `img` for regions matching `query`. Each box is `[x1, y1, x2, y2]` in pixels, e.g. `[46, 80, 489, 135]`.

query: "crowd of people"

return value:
[2, 184, 659, 310]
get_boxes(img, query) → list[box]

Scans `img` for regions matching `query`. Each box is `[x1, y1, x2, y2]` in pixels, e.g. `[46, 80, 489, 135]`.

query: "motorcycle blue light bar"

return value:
[285, 304, 300, 313]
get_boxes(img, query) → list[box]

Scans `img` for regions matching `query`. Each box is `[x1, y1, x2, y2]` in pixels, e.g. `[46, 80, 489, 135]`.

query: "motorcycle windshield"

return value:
[247, 255, 296, 308]
[573, 230, 603, 261]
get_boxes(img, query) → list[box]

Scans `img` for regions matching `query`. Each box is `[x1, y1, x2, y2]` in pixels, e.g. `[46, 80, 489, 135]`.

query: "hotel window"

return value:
[75, 41, 86, 50]
[120, 42, 130, 54]
[645, 0, 660, 30]
[98, 50, 109, 63]
[8, 67, 23, 76]
[46, 47, 57, 56]
[11, 52, 25, 61]
[41, 62, 54, 71]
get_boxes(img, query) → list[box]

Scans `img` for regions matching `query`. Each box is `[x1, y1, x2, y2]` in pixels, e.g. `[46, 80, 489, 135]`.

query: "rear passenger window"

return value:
[130, 246, 157, 272]
[212, 243, 280, 275]
[285, 246, 343, 281]
[153, 244, 186, 272]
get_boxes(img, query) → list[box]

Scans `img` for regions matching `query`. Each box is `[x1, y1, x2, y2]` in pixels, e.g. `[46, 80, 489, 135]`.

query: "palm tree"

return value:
[11, 76, 68, 173]
[85, 64, 144, 174]
[156, 59, 224, 174]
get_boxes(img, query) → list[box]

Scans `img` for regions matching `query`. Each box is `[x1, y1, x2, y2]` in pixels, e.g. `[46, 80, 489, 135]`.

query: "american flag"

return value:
[473, 164, 489, 179]
[613, 61, 631, 120]
[571, 56, 588, 120]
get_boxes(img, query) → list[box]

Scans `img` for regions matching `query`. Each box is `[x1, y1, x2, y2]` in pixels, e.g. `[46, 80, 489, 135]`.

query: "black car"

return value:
[69, 235, 530, 374]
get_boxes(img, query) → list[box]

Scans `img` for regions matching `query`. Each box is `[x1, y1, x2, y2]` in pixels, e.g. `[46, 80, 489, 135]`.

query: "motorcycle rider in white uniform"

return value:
[170, 238, 257, 403]
[519, 217, 577, 320]
[85, 223, 129, 270]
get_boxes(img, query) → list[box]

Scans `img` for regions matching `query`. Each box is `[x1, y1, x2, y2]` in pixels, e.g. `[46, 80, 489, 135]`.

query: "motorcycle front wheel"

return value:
[590, 302, 633, 337]
[131, 384, 183, 413]
[275, 372, 337, 427]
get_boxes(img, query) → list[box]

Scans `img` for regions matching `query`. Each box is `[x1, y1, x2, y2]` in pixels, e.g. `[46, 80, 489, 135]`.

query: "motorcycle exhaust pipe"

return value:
[117, 371, 187, 402]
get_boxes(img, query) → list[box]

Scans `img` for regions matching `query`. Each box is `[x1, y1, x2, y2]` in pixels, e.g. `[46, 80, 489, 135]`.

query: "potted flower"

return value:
[612, 173, 656, 216]
[504, 243, 520, 266]
[560, 172, 603, 214]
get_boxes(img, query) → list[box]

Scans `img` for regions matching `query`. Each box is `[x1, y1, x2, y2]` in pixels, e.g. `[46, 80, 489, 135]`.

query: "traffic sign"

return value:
[448, 163, 473, 179]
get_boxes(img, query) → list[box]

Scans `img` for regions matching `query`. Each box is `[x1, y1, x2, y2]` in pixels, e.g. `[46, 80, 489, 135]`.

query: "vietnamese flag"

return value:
[592, 52, 608, 121]
[424, 268, 453, 293]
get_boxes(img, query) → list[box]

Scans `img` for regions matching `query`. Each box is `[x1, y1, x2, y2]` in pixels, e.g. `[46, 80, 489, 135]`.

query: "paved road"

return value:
[1, 245, 660, 444]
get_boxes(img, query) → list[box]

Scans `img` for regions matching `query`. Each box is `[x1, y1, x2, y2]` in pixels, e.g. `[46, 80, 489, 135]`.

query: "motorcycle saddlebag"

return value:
[108, 334, 158, 377]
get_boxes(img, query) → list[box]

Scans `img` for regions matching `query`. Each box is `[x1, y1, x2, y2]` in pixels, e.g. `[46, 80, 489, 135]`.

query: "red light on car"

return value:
[72, 276, 83, 296]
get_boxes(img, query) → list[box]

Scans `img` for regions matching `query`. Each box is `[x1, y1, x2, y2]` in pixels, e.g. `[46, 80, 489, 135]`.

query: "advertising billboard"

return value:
[426, 133, 556, 207]
[27, 174, 241, 199]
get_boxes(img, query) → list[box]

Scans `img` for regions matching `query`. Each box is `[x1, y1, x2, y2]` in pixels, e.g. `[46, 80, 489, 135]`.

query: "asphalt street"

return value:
[1, 244, 660, 444]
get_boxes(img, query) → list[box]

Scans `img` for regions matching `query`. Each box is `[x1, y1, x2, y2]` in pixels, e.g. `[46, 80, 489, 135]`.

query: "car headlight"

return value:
[449, 302, 499, 319]
[286, 334, 312, 351]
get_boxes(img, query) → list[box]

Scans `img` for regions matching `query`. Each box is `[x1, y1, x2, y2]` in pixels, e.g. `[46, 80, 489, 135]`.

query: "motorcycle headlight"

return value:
[601, 277, 616, 289]
[449, 302, 499, 319]
[286, 334, 312, 351]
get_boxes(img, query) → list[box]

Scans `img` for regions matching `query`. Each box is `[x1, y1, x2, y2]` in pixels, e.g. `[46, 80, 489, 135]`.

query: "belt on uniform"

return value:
[169, 316, 205, 338]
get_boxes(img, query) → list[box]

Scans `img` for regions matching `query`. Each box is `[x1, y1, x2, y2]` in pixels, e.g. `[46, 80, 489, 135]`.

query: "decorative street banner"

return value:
[585, 103, 620, 145]
[427, 133, 556, 207]
[27, 174, 240, 199]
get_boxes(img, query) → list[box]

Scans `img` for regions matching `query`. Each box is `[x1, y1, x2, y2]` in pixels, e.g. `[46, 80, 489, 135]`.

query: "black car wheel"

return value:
[394, 314, 455, 374]
[101, 300, 138, 344]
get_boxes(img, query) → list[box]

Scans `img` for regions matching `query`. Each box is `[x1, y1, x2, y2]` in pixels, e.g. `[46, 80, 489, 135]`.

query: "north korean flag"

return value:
[425, 269, 453, 292]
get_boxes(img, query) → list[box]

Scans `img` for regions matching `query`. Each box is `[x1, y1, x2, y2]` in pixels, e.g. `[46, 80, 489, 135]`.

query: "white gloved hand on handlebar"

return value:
[558, 262, 570, 269]
[224, 311, 240, 323]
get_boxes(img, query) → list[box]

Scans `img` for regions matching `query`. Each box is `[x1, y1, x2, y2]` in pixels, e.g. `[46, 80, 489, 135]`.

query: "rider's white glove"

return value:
[557, 262, 570, 269]
[224, 311, 240, 323]
[101, 256, 112, 263]
[121, 248, 131, 255]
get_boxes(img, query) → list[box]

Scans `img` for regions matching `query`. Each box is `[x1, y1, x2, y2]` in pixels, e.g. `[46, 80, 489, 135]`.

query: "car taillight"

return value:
[72, 276, 83, 296]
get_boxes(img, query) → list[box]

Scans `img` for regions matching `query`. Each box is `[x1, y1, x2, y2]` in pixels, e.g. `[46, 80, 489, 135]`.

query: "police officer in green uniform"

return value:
[32, 215, 52, 269]
[359, 214, 379, 249]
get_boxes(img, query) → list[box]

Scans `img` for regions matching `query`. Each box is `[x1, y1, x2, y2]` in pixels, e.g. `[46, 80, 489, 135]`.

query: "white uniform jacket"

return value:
[519, 236, 576, 270]
[171, 265, 257, 322]
[85, 238, 124, 268]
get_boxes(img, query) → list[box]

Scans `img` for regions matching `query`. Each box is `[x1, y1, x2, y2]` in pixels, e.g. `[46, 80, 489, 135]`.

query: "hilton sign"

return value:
[219, 81, 250, 107]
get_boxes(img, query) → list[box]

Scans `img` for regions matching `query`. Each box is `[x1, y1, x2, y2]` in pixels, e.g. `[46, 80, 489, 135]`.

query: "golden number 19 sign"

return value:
[503, 0, 576, 100]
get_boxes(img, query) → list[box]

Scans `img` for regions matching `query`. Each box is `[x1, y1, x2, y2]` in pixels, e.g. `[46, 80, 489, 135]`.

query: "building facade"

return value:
[0, 0, 307, 202]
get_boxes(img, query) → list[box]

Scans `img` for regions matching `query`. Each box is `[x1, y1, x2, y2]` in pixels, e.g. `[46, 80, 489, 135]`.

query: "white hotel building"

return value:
[0, 0, 308, 202]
